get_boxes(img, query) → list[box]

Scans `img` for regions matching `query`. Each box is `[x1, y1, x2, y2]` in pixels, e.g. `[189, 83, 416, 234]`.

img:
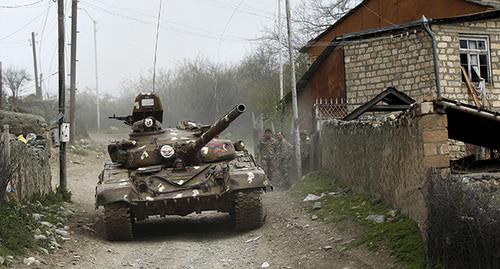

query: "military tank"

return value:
[96, 93, 270, 240]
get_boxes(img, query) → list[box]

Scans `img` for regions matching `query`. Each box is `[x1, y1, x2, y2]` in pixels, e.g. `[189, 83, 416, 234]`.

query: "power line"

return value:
[0, 6, 50, 41]
[0, 0, 45, 9]
[38, 1, 53, 73]
[81, 2, 256, 43]
[83, 1, 254, 43]
[152, 0, 164, 93]
[190, 0, 273, 20]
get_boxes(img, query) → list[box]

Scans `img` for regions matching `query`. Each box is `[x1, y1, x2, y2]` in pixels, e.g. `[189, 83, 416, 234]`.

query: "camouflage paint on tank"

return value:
[96, 93, 270, 219]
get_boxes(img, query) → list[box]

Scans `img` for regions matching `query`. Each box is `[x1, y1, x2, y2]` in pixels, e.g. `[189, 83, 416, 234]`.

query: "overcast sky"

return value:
[0, 0, 286, 98]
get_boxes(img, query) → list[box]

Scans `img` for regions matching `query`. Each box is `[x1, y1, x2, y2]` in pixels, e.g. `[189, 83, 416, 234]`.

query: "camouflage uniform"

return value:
[274, 138, 293, 189]
[257, 137, 276, 180]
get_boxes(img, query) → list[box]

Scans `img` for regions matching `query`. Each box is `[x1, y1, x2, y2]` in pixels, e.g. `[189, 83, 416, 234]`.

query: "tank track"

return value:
[104, 203, 134, 241]
[232, 190, 265, 230]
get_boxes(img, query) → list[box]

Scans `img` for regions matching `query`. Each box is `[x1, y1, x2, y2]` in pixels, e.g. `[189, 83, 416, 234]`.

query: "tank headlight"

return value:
[160, 145, 175, 159]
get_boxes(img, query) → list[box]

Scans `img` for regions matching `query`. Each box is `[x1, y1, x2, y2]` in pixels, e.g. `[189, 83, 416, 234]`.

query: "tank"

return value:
[96, 93, 270, 241]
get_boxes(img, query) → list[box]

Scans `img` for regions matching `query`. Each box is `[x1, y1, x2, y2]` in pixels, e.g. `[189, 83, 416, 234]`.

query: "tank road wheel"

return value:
[104, 203, 134, 241]
[231, 190, 265, 231]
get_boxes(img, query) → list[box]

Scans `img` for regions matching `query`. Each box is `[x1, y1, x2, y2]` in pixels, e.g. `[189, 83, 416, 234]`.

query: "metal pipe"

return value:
[422, 16, 442, 97]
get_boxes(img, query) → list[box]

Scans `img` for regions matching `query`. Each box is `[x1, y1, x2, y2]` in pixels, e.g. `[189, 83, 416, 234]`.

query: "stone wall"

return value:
[0, 112, 52, 201]
[433, 19, 500, 109]
[320, 103, 449, 228]
[343, 31, 436, 107]
[7, 138, 52, 201]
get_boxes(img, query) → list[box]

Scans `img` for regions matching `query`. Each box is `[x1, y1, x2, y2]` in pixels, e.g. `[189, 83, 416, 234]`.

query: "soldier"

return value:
[257, 128, 276, 180]
[275, 132, 293, 189]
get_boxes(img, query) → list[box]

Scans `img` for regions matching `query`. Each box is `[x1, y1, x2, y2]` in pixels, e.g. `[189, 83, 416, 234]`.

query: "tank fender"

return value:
[228, 168, 270, 192]
[95, 181, 139, 208]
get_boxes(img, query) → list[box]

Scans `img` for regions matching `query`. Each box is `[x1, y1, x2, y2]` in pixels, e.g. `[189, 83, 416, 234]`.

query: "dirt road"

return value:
[31, 135, 401, 269]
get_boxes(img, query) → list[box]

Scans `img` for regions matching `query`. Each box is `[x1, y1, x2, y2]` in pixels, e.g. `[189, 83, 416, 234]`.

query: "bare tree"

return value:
[262, 0, 359, 52]
[2, 66, 31, 110]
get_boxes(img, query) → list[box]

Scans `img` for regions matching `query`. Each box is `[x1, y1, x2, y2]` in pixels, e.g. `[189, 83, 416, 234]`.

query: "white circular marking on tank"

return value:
[160, 145, 175, 159]
[144, 118, 154, 127]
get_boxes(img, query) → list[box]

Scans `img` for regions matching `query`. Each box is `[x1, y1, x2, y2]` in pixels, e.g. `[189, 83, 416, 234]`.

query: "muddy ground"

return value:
[16, 134, 402, 269]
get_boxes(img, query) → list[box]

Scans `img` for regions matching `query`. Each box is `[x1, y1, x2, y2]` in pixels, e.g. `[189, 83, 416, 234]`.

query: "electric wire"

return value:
[152, 0, 163, 93]
[0, 5, 50, 41]
[38, 1, 52, 74]
[190, 0, 273, 20]
[87, 0, 252, 42]
[80, 2, 255, 43]
[0, 0, 45, 9]
[213, 0, 245, 115]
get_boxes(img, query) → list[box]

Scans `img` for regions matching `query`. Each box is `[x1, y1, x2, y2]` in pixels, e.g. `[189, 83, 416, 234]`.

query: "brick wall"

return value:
[343, 31, 436, 107]
[320, 103, 449, 228]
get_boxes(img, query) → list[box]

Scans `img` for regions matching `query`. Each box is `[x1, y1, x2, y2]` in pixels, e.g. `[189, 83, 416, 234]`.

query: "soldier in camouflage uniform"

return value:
[257, 129, 276, 181]
[274, 132, 293, 189]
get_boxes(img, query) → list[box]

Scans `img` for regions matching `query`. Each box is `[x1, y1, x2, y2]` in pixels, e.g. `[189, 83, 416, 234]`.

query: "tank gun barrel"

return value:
[184, 104, 246, 156]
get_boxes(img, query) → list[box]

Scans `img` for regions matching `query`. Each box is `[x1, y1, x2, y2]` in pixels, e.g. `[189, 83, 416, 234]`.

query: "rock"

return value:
[37, 247, 49, 255]
[313, 202, 322, 210]
[23, 257, 41, 266]
[34, 228, 42, 235]
[0, 256, 4, 265]
[34, 234, 48, 241]
[261, 261, 270, 268]
[311, 215, 319, 220]
[40, 221, 53, 228]
[55, 229, 70, 237]
[303, 193, 324, 201]
[366, 215, 385, 223]
[323, 245, 333, 250]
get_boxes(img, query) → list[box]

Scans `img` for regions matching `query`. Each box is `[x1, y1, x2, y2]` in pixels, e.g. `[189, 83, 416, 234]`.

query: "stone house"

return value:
[285, 0, 500, 134]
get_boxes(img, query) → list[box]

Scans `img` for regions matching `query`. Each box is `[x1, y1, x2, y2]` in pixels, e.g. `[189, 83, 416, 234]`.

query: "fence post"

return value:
[0, 124, 10, 203]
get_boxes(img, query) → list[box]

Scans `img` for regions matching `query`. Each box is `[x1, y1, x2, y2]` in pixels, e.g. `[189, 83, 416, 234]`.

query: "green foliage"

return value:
[291, 171, 426, 268]
[0, 202, 36, 256]
[0, 190, 70, 257]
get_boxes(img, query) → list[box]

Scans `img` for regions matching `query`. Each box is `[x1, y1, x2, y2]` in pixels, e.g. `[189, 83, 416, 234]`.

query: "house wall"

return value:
[343, 31, 436, 106]
[307, 0, 490, 61]
[433, 19, 500, 109]
[320, 103, 450, 229]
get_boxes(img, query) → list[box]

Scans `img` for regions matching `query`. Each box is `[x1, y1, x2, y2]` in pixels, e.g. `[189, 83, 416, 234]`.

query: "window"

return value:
[459, 36, 491, 84]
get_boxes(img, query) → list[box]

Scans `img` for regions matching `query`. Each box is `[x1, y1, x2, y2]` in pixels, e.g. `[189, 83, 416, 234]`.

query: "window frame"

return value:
[459, 35, 492, 84]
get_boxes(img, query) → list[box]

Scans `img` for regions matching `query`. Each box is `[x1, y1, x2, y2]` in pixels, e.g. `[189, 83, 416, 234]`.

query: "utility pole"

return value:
[31, 32, 41, 99]
[278, 0, 284, 100]
[285, 0, 302, 178]
[0, 61, 3, 109]
[93, 20, 100, 130]
[58, 0, 67, 191]
[69, 0, 78, 144]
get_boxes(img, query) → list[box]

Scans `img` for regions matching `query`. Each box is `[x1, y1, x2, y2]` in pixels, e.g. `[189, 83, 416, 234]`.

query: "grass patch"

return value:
[0, 190, 72, 258]
[290, 171, 426, 268]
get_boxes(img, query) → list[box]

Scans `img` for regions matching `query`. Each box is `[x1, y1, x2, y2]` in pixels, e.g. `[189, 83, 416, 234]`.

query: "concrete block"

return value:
[424, 143, 438, 156]
[420, 102, 434, 114]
